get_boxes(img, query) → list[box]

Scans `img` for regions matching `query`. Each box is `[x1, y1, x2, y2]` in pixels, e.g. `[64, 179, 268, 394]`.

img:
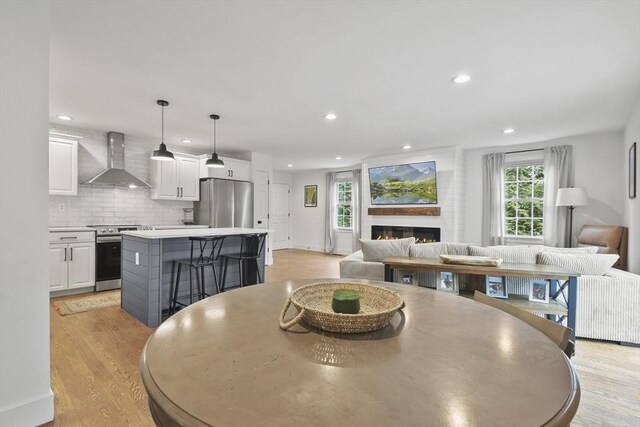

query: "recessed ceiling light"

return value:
[451, 74, 471, 84]
[402, 145, 412, 150]
[324, 113, 337, 120]
[57, 115, 73, 121]
[287, 164, 293, 168]
[181, 139, 192, 143]
[336, 156, 343, 160]
[502, 128, 516, 134]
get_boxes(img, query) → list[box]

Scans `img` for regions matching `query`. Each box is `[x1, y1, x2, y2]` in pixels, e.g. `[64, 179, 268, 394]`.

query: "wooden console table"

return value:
[383, 257, 579, 343]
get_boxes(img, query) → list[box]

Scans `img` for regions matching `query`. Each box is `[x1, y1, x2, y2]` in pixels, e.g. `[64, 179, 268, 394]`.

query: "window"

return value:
[336, 181, 352, 229]
[505, 164, 544, 237]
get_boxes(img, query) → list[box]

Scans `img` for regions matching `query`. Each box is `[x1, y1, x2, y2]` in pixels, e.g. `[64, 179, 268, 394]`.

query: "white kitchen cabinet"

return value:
[177, 156, 199, 199]
[49, 244, 68, 291]
[49, 231, 95, 293]
[150, 153, 200, 201]
[198, 155, 252, 182]
[49, 136, 78, 195]
[68, 243, 95, 288]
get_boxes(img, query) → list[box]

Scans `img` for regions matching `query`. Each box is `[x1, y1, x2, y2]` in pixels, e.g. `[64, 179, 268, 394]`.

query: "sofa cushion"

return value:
[543, 246, 599, 254]
[409, 242, 471, 258]
[409, 242, 447, 258]
[339, 250, 385, 281]
[360, 237, 415, 262]
[468, 245, 543, 264]
[537, 252, 619, 276]
[444, 243, 472, 256]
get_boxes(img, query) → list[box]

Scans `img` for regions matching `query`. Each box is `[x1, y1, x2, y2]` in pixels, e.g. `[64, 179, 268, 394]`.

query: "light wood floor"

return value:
[47, 249, 639, 426]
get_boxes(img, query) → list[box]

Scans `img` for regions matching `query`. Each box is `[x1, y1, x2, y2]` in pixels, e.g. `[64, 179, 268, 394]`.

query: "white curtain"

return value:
[351, 169, 362, 252]
[482, 152, 506, 246]
[543, 145, 572, 247]
[324, 172, 336, 253]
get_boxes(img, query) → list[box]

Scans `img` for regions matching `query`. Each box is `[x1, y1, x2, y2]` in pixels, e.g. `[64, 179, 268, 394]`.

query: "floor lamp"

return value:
[556, 187, 588, 247]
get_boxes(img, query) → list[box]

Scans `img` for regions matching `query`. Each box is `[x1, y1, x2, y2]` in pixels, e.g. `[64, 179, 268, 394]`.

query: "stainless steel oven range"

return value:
[89, 225, 151, 291]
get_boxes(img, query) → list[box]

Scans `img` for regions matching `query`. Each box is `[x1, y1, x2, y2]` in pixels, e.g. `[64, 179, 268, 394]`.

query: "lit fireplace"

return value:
[371, 225, 441, 244]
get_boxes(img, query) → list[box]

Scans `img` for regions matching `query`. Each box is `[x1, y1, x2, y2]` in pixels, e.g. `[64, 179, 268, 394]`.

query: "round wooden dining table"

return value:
[141, 279, 580, 427]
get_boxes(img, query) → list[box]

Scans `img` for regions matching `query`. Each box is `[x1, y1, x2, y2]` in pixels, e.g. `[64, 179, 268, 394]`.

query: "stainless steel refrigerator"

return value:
[194, 178, 254, 228]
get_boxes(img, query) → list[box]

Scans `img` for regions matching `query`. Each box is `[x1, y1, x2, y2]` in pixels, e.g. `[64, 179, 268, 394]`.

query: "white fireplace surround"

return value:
[361, 146, 465, 243]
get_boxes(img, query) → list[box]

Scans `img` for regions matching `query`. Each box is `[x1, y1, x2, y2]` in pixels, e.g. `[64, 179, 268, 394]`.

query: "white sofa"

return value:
[340, 241, 640, 344]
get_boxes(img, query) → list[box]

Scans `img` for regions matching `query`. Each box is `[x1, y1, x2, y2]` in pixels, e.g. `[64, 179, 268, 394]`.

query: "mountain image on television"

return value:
[368, 161, 437, 205]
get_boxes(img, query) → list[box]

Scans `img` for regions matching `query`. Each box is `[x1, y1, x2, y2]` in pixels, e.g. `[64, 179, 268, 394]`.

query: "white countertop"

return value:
[49, 227, 96, 232]
[151, 225, 209, 230]
[121, 227, 273, 239]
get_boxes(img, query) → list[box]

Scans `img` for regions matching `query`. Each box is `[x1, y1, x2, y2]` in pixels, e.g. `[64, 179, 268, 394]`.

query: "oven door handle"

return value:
[96, 237, 122, 243]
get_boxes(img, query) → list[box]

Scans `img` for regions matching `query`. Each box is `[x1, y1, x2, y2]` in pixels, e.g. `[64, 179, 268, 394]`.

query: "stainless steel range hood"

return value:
[83, 132, 151, 188]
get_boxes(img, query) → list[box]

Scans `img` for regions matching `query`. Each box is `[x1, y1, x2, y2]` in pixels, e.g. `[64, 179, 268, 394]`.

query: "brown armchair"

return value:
[577, 225, 628, 271]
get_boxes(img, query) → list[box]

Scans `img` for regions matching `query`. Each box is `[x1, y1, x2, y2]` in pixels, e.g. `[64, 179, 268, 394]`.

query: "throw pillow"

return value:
[360, 237, 416, 262]
[537, 252, 619, 276]
[468, 245, 543, 264]
[542, 246, 599, 254]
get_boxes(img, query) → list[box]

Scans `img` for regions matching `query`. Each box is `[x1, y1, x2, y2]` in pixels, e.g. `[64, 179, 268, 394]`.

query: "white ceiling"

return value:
[50, 0, 640, 170]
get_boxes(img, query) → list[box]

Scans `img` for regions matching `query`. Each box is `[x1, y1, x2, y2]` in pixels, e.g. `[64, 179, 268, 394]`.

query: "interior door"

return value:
[271, 183, 290, 250]
[68, 243, 95, 289]
[178, 156, 199, 200]
[253, 170, 272, 264]
[49, 243, 68, 291]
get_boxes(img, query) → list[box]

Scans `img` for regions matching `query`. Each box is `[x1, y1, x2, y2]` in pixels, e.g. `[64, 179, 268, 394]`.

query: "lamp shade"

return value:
[205, 152, 225, 168]
[556, 187, 588, 207]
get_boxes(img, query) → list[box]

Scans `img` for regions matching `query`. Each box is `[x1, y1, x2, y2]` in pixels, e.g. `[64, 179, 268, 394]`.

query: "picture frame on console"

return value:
[630, 142, 636, 199]
[529, 280, 550, 303]
[438, 272, 457, 293]
[485, 276, 508, 299]
[304, 185, 318, 207]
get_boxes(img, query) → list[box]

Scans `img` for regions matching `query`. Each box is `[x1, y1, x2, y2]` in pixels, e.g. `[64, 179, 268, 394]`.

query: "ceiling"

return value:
[50, 0, 640, 170]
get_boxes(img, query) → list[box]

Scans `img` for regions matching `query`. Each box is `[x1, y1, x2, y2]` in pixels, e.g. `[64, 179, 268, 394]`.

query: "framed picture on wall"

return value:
[630, 142, 636, 199]
[304, 185, 318, 207]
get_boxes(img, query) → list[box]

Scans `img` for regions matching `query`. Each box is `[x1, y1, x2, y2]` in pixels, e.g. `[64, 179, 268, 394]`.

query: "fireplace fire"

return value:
[371, 225, 441, 244]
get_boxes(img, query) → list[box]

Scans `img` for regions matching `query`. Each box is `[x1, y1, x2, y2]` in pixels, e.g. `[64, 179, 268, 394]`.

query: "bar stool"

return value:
[220, 233, 267, 292]
[170, 236, 225, 314]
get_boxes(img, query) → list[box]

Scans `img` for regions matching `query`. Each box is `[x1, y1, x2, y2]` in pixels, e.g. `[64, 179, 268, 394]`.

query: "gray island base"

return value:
[121, 228, 268, 327]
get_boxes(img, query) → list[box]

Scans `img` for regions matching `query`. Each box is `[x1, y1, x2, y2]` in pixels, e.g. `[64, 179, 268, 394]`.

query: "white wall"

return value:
[49, 125, 197, 226]
[0, 2, 54, 425]
[291, 169, 327, 252]
[464, 131, 625, 246]
[362, 147, 460, 243]
[291, 148, 465, 254]
[624, 99, 640, 273]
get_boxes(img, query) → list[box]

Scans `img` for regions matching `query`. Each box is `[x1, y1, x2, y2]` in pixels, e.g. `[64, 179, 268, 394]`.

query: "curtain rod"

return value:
[505, 148, 543, 155]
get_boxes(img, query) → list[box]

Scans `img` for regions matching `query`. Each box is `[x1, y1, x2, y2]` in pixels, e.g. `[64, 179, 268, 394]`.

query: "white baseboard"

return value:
[0, 388, 54, 427]
[292, 244, 326, 253]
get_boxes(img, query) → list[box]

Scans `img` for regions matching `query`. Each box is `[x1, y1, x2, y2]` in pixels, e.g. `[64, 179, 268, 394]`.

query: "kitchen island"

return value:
[121, 228, 270, 327]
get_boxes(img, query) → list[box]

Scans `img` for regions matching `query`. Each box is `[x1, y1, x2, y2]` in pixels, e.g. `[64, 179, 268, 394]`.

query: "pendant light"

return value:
[206, 114, 225, 168]
[151, 100, 175, 161]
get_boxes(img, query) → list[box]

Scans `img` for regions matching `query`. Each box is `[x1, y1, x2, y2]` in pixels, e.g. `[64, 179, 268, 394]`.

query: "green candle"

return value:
[332, 289, 361, 314]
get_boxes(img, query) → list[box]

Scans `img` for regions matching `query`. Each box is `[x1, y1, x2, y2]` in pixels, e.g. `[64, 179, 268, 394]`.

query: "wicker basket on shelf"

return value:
[279, 282, 404, 334]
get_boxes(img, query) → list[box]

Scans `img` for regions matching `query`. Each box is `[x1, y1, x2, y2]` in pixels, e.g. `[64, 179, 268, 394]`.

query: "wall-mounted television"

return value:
[368, 161, 437, 205]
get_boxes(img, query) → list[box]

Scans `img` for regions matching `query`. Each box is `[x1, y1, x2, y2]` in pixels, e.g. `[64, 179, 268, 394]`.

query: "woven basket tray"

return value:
[279, 282, 405, 334]
[440, 254, 503, 267]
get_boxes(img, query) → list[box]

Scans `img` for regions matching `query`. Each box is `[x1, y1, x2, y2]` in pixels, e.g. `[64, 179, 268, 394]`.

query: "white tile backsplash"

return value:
[49, 125, 198, 227]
